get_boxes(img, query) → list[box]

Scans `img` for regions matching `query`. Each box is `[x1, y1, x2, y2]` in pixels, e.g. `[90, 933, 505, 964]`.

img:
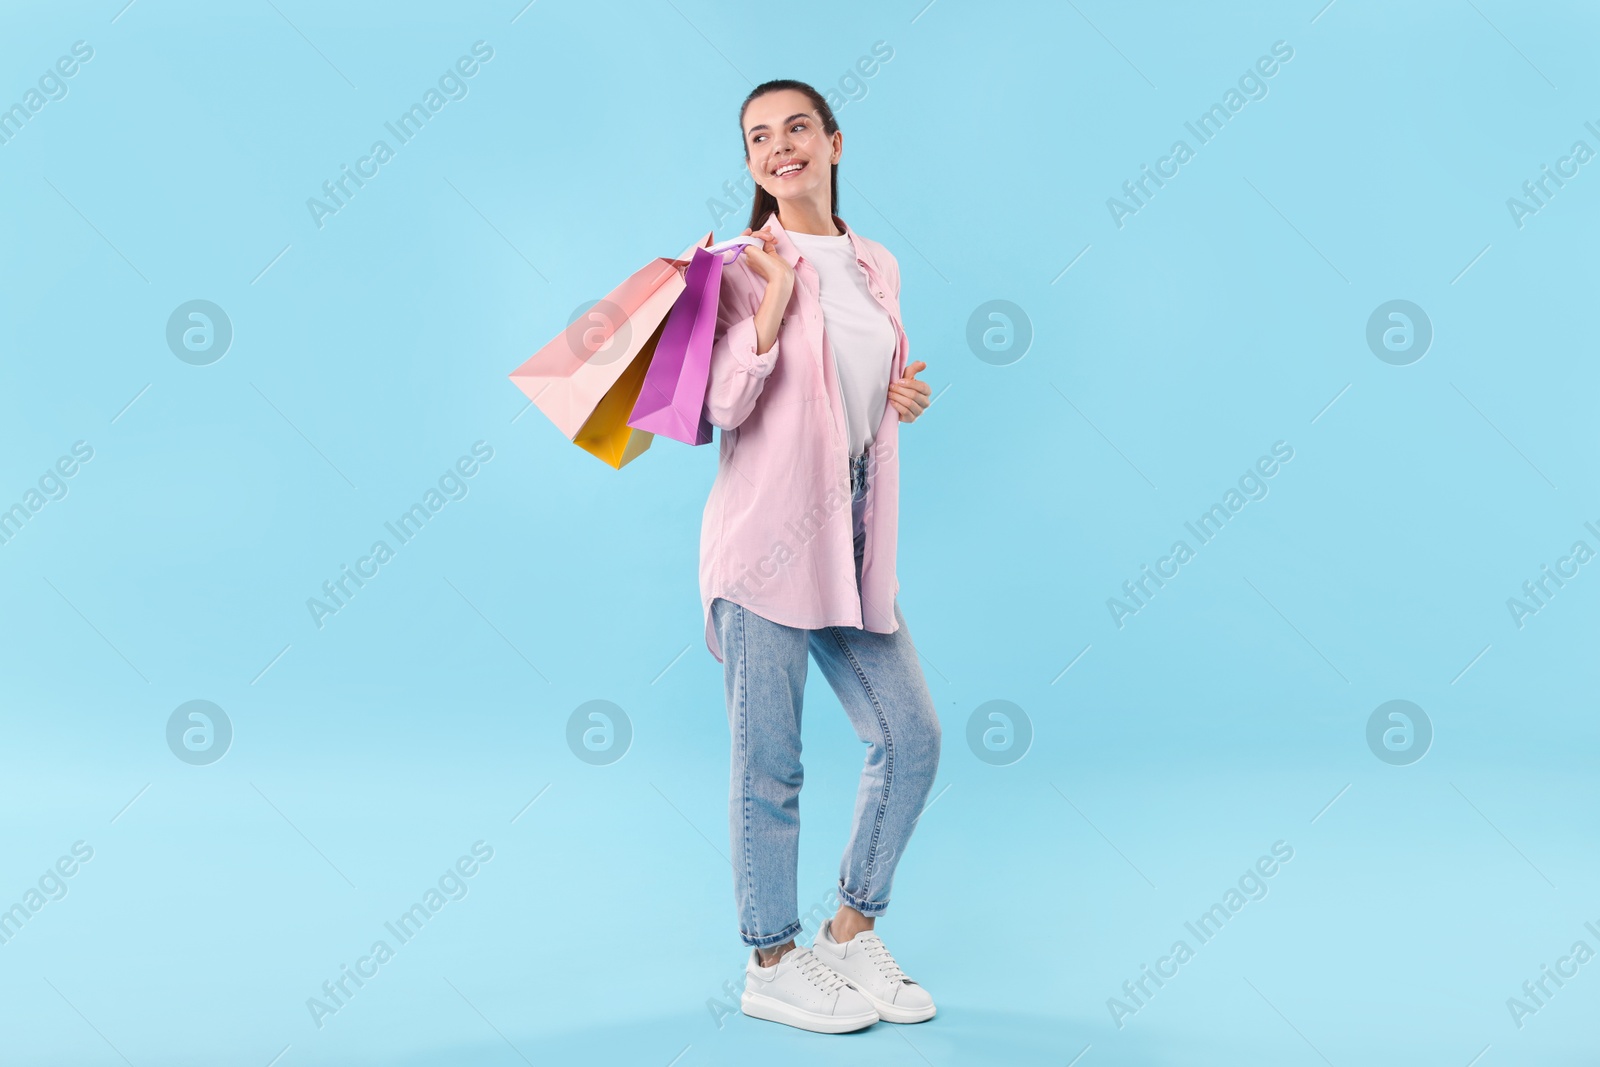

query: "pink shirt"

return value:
[698, 210, 909, 663]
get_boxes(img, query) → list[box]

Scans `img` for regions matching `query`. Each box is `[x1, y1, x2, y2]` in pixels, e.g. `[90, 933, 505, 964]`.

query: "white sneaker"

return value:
[811, 919, 936, 1023]
[741, 943, 880, 1033]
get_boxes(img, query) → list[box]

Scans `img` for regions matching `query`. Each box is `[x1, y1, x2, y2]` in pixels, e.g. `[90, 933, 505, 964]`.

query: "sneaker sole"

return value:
[740, 990, 879, 1033]
[846, 985, 937, 1024]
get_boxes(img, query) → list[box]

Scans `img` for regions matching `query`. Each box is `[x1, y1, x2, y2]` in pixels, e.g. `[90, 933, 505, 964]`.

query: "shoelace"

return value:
[791, 947, 851, 995]
[854, 933, 912, 984]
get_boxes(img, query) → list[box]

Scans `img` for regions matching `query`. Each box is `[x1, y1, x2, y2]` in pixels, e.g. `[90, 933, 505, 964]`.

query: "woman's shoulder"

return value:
[849, 230, 900, 288]
[847, 228, 895, 264]
[719, 244, 766, 280]
[716, 248, 769, 305]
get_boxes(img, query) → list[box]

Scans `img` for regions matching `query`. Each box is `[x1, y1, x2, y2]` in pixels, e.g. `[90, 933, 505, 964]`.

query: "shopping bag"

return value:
[626, 238, 757, 446]
[569, 314, 669, 468]
[508, 232, 713, 449]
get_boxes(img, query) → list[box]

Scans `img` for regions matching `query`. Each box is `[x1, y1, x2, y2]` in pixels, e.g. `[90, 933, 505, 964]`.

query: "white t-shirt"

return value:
[787, 229, 896, 457]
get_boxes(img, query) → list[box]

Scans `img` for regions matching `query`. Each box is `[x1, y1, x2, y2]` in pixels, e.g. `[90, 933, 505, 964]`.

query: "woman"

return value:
[699, 78, 941, 1034]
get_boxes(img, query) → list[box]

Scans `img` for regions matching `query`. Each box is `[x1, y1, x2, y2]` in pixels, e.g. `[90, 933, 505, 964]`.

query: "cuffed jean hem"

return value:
[738, 919, 803, 949]
[837, 880, 890, 917]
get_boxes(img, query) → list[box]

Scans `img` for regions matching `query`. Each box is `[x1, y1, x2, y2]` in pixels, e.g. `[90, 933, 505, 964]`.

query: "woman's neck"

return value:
[778, 199, 841, 237]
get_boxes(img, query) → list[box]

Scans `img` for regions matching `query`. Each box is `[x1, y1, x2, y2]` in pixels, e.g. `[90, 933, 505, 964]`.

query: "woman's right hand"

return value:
[738, 226, 793, 297]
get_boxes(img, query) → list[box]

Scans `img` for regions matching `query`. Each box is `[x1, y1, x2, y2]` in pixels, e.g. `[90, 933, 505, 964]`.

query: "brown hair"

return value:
[739, 79, 840, 232]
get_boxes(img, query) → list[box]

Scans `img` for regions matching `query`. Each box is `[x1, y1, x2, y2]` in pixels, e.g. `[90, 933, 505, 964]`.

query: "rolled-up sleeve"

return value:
[704, 266, 779, 431]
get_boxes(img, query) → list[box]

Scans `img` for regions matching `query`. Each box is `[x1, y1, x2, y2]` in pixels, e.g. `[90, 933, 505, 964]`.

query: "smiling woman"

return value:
[694, 78, 942, 1036]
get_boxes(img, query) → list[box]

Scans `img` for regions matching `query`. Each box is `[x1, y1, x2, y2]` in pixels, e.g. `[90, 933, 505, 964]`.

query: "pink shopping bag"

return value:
[509, 232, 712, 442]
[626, 239, 757, 446]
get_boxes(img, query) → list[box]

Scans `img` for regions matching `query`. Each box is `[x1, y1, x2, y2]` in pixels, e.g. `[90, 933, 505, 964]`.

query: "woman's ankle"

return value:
[756, 939, 796, 966]
[830, 907, 874, 943]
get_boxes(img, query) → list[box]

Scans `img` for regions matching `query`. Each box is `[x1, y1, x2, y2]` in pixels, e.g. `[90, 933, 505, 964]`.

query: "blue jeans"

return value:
[711, 449, 942, 948]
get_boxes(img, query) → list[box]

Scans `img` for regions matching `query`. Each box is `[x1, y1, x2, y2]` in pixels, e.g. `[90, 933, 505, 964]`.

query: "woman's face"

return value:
[743, 89, 839, 211]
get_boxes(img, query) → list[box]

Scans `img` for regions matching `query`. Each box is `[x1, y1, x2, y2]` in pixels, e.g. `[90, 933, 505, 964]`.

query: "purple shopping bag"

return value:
[627, 239, 755, 445]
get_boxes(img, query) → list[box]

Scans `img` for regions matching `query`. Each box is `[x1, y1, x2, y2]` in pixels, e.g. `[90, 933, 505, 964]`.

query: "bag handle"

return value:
[704, 235, 762, 261]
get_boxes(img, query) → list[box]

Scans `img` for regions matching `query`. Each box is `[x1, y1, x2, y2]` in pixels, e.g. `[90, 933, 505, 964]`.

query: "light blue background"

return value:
[2, 1, 1596, 1064]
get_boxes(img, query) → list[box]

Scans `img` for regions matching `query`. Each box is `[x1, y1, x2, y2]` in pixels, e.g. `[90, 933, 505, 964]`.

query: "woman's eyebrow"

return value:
[747, 113, 814, 135]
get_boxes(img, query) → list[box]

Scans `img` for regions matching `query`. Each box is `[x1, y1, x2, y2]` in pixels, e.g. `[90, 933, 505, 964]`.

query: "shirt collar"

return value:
[761, 209, 867, 269]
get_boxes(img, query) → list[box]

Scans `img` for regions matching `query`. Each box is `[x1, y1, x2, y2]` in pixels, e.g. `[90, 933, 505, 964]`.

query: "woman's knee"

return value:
[893, 700, 941, 783]
[735, 740, 803, 790]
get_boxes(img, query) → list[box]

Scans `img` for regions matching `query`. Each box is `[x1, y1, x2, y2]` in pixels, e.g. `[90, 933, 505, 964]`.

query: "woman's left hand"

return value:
[888, 361, 931, 423]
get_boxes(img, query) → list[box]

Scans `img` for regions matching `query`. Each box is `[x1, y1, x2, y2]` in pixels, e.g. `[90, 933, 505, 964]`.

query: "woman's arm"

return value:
[751, 278, 786, 356]
[704, 288, 778, 432]
[878, 249, 930, 423]
[704, 230, 793, 431]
